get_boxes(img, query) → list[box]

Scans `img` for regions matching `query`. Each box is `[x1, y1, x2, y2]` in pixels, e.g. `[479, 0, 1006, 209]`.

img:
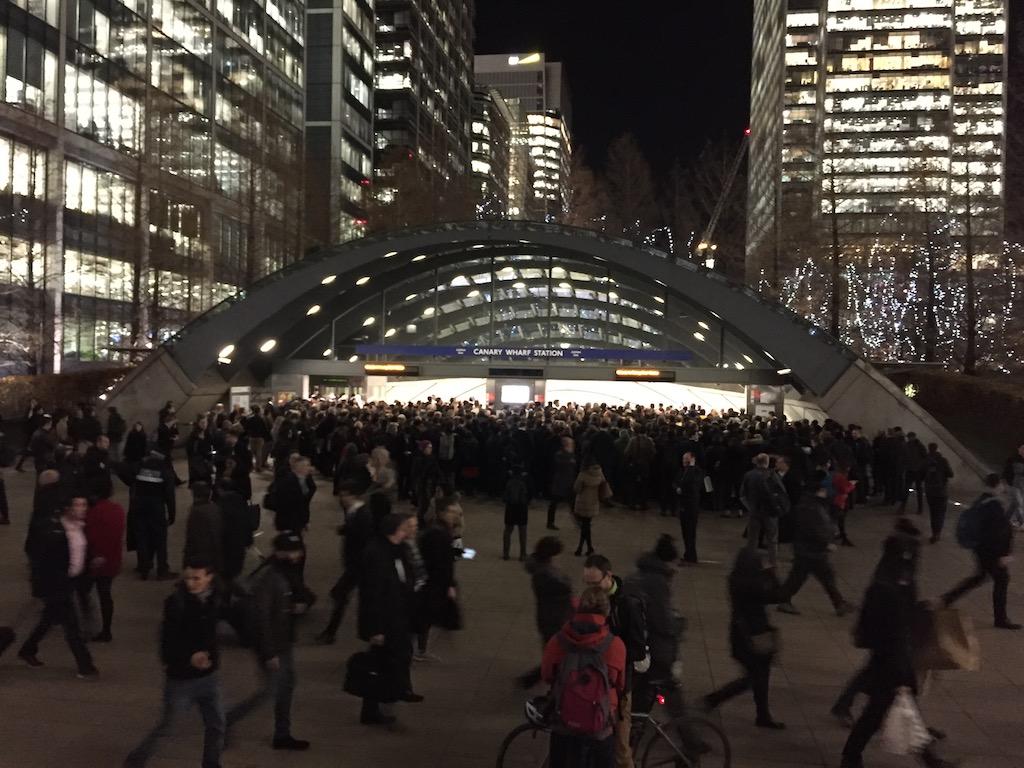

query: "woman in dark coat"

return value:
[123, 422, 147, 464]
[518, 536, 572, 688]
[547, 436, 577, 530]
[414, 508, 460, 659]
[703, 547, 788, 728]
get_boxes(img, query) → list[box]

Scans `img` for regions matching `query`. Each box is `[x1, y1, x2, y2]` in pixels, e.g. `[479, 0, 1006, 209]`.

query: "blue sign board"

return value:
[355, 345, 693, 362]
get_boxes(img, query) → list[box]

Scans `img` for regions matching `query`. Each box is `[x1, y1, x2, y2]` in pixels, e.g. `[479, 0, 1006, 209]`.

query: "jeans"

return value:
[926, 495, 947, 538]
[125, 673, 225, 768]
[19, 593, 94, 672]
[746, 516, 779, 566]
[550, 732, 615, 768]
[782, 555, 844, 608]
[226, 647, 296, 740]
[943, 554, 1011, 624]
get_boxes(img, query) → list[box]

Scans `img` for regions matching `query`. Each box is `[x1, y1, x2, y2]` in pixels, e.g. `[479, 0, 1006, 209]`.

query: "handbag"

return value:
[880, 690, 931, 755]
[913, 607, 980, 672]
[343, 648, 401, 703]
[748, 628, 779, 657]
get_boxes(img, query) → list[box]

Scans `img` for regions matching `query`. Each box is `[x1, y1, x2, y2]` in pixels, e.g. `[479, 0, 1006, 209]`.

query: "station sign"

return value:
[355, 345, 693, 362]
[615, 368, 676, 382]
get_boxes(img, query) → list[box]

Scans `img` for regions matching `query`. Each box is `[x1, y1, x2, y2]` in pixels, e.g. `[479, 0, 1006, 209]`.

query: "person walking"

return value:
[130, 450, 177, 580]
[518, 536, 573, 689]
[226, 533, 311, 751]
[777, 471, 855, 617]
[357, 513, 422, 725]
[502, 465, 531, 561]
[702, 548, 787, 729]
[941, 473, 1019, 629]
[414, 503, 461, 661]
[899, 432, 928, 515]
[411, 441, 441, 523]
[183, 482, 224, 574]
[27, 416, 57, 475]
[830, 461, 857, 547]
[19, 494, 98, 677]
[839, 529, 956, 768]
[673, 452, 705, 564]
[573, 457, 612, 557]
[123, 422, 148, 465]
[547, 436, 577, 531]
[13, 398, 43, 471]
[106, 406, 127, 462]
[741, 453, 789, 566]
[269, 455, 315, 601]
[214, 477, 252, 585]
[625, 535, 682, 688]
[1002, 444, 1024, 528]
[84, 479, 126, 642]
[124, 560, 226, 768]
[922, 443, 953, 543]
[318, 481, 374, 644]
[542, 586, 627, 768]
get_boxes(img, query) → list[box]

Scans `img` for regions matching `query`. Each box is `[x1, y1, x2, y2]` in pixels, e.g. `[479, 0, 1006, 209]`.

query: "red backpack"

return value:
[551, 631, 615, 738]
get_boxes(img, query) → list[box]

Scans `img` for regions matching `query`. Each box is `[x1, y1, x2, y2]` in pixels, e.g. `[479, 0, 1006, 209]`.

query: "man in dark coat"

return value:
[18, 494, 97, 676]
[673, 452, 705, 564]
[131, 450, 178, 580]
[317, 481, 374, 644]
[226, 534, 310, 751]
[106, 406, 127, 461]
[625, 536, 682, 689]
[519, 536, 572, 689]
[547, 436, 577, 530]
[942, 473, 1019, 629]
[27, 416, 57, 475]
[358, 513, 421, 725]
[184, 482, 224, 574]
[271, 455, 315, 534]
[922, 443, 953, 543]
[214, 478, 252, 584]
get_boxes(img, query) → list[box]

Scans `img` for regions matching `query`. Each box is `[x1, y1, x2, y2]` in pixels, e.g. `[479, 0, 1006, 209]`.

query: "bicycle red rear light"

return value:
[656, 694, 666, 706]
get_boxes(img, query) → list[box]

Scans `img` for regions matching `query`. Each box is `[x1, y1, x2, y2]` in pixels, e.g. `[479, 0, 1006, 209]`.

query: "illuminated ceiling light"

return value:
[306, 304, 321, 315]
[654, 296, 665, 304]
[348, 354, 359, 363]
[743, 354, 754, 364]
[697, 321, 710, 330]
[710, 311, 722, 320]
[763, 350, 776, 361]
[693, 332, 706, 342]
[470, 244, 486, 250]
[355, 276, 370, 286]
[423, 307, 436, 316]
[653, 309, 664, 316]
[500, 265, 516, 273]
[551, 267, 566, 278]
[734, 362, 745, 370]
[383, 251, 398, 258]
[467, 290, 480, 298]
[609, 291, 619, 300]
[405, 293, 417, 301]
[512, 282, 526, 289]
[321, 274, 336, 285]
[362, 316, 376, 326]
[777, 368, 792, 375]
[322, 348, 332, 357]
[259, 339, 277, 353]
[558, 281, 571, 289]
[385, 327, 397, 338]
[412, 254, 427, 262]
[406, 324, 417, 333]
[98, 393, 108, 400]
[218, 344, 235, 358]
[559, 342, 571, 349]
[450, 275, 470, 286]
[217, 357, 232, 365]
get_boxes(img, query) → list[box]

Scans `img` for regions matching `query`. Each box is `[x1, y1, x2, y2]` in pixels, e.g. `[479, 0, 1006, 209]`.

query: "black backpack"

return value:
[761, 473, 791, 517]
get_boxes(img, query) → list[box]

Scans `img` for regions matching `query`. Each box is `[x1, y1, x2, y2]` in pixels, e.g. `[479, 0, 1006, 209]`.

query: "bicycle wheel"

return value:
[641, 715, 731, 768]
[496, 723, 550, 768]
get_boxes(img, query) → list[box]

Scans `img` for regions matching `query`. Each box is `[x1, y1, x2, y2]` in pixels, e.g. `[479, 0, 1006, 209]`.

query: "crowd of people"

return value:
[0, 394, 1020, 768]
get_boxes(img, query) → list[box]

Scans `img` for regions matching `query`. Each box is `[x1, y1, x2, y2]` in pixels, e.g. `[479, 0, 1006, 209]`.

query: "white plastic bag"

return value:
[880, 690, 931, 755]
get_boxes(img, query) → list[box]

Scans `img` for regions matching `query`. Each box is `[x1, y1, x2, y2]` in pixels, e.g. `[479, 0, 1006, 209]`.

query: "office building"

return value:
[470, 87, 512, 216]
[0, 0, 307, 374]
[474, 52, 572, 222]
[372, 0, 474, 203]
[747, 0, 1009, 358]
[305, 0, 375, 248]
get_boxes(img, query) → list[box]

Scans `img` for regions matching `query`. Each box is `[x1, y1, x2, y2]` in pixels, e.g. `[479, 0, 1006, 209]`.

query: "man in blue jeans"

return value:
[226, 533, 310, 750]
[124, 561, 225, 768]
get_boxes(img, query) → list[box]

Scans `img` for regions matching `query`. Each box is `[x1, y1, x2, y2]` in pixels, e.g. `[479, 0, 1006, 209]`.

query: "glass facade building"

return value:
[747, 0, 1010, 361]
[304, 0, 374, 248]
[474, 53, 571, 223]
[0, 0, 306, 373]
[470, 86, 511, 216]
[372, 0, 473, 201]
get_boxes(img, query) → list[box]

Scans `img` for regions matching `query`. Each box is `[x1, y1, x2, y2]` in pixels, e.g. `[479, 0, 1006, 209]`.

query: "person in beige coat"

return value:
[572, 458, 612, 557]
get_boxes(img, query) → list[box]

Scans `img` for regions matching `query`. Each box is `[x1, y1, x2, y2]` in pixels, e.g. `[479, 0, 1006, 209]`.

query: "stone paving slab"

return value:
[0, 464, 1022, 767]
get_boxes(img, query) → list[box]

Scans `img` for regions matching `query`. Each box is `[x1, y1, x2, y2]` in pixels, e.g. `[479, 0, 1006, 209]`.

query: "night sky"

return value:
[474, 1, 755, 172]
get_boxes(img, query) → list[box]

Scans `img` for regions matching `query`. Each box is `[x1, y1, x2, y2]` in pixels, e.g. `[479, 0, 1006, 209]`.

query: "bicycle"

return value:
[496, 681, 730, 768]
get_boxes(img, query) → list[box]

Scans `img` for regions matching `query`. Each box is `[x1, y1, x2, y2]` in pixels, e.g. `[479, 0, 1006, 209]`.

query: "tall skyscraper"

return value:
[747, 0, 1010, 361]
[304, 0, 375, 248]
[372, 0, 474, 202]
[0, 0, 307, 374]
[471, 87, 512, 216]
[474, 53, 572, 223]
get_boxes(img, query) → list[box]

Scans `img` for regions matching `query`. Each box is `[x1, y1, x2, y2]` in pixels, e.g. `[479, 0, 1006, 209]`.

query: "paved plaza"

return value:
[0, 465, 1022, 768]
